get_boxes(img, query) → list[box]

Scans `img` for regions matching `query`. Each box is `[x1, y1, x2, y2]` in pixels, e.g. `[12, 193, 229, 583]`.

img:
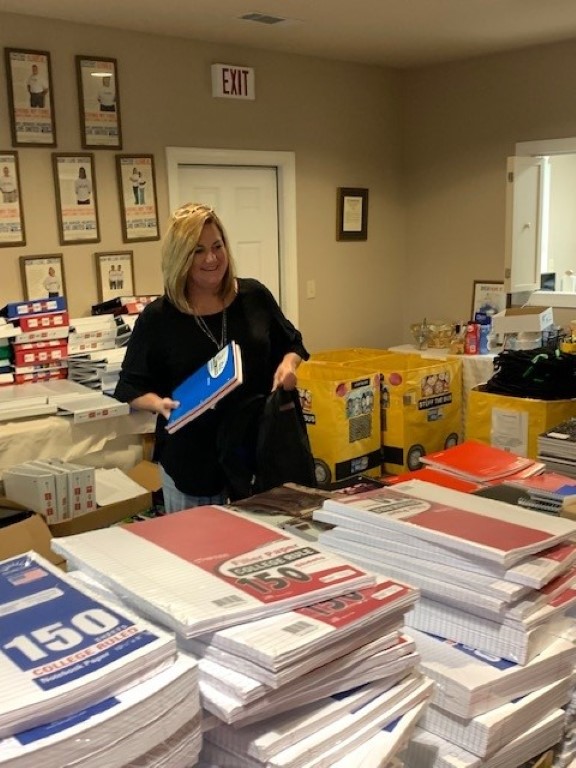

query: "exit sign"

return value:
[211, 64, 255, 100]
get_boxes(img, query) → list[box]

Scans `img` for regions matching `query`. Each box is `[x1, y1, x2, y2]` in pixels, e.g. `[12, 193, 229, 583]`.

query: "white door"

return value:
[177, 164, 280, 300]
[165, 147, 299, 324]
[505, 156, 543, 294]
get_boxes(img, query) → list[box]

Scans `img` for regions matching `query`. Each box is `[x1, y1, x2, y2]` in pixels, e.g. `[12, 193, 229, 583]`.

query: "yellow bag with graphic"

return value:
[466, 385, 576, 459]
[311, 350, 463, 475]
[297, 360, 381, 487]
[377, 353, 462, 474]
[312, 348, 393, 363]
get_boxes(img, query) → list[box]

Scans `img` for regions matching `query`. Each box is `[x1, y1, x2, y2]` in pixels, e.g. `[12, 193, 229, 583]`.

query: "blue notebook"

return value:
[166, 341, 243, 433]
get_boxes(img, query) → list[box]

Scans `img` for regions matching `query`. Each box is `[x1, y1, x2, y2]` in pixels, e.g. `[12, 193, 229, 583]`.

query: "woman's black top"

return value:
[114, 278, 309, 495]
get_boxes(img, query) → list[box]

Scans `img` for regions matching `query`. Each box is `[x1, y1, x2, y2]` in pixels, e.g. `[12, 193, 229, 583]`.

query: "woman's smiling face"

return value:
[187, 221, 229, 294]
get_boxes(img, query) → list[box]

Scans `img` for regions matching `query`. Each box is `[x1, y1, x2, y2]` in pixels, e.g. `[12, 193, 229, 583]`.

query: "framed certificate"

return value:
[337, 187, 368, 241]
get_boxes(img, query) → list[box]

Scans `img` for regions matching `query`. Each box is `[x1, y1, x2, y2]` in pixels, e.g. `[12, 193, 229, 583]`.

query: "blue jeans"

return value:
[160, 466, 227, 514]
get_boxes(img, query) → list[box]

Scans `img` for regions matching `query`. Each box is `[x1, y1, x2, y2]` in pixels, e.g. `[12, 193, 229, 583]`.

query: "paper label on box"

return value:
[491, 407, 529, 456]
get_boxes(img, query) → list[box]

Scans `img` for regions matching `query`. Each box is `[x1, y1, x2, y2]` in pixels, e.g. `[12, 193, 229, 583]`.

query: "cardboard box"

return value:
[0, 502, 65, 568]
[49, 460, 161, 537]
[491, 306, 554, 334]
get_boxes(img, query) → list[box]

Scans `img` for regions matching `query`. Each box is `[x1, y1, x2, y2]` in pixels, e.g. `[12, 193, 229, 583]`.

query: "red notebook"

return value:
[385, 467, 482, 493]
[419, 440, 538, 483]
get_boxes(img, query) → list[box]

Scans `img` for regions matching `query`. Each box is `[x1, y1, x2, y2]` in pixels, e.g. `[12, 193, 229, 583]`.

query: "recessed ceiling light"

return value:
[240, 12, 287, 25]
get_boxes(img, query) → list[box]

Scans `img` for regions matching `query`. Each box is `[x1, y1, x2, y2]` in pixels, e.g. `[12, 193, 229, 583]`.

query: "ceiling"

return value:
[2, 0, 576, 69]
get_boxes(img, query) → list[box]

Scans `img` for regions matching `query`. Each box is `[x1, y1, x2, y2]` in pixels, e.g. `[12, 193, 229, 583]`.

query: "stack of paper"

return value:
[166, 341, 243, 433]
[189, 576, 419, 724]
[316, 482, 576, 566]
[202, 676, 433, 767]
[419, 440, 544, 483]
[312, 479, 576, 767]
[196, 633, 421, 725]
[51, 504, 376, 637]
[197, 576, 418, 670]
[70, 567, 426, 758]
[418, 675, 572, 759]
[538, 418, 576, 468]
[314, 484, 576, 655]
[0, 653, 201, 768]
[408, 627, 576, 719]
[404, 708, 566, 768]
[0, 552, 177, 738]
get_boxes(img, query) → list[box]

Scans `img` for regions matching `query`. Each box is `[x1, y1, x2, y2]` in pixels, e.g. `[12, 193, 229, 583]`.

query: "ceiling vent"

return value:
[240, 12, 287, 25]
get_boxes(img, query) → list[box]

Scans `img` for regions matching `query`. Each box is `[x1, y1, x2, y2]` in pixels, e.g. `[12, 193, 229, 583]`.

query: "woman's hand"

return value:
[130, 393, 180, 419]
[272, 353, 302, 391]
[155, 397, 180, 420]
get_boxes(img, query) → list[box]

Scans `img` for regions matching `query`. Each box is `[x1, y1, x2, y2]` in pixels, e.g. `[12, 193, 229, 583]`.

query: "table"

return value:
[0, 410, 156, 482]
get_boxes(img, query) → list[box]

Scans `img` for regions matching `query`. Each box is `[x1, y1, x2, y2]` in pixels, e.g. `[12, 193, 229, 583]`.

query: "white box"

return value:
[491, 306, 554, 334]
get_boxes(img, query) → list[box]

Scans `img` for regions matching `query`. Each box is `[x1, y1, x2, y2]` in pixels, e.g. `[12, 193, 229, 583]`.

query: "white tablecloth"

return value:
[0, 410, 156, 482]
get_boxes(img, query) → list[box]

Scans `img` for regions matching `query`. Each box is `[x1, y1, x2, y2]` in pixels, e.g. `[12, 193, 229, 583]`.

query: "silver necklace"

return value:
[194, 308, 227, 350]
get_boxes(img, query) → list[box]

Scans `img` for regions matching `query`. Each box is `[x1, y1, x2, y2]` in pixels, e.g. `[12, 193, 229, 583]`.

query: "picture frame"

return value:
[76, 55, 122, 149]
[4, 48, 56, 146]
[94, 250, 135, 302]
[0, 151, 26, 247]
[116, 154, 160, 242]
[52, 153, 100, 245]
[471, 280, 506, 319]
[19, 254, 66, 301]
[336, 187, 368, 241]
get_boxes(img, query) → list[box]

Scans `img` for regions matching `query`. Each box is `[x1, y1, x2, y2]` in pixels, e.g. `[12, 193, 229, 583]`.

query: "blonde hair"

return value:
[161, 202, 236, 314]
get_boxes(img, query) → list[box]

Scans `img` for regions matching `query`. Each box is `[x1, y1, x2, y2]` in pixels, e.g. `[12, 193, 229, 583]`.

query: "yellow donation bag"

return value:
[297, 360, 382, 487]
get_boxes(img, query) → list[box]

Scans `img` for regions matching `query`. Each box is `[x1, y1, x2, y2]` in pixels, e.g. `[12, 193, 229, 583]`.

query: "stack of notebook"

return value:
[51, 505, 377, 636]
[502, 470, 576, 514]
[538, 418, 576, 478]
[0, 551, 203, 767]
[418, 440, 545, 484]
[312, 479, 576, 767]
[51, 505, 433, 765]
[314, 481, 576, 662]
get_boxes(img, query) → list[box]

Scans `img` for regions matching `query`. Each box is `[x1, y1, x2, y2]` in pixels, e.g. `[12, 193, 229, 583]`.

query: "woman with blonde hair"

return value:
[115, 202, 308, 512]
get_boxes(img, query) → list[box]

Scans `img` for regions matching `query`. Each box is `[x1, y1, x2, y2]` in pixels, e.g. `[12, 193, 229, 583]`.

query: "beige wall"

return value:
[0, 12, 405, 352]
[401, 39, 576, 331]
[4, 12, 576, 350]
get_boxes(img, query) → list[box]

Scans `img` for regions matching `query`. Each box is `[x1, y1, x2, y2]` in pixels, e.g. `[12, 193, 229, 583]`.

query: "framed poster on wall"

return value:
[76, 55, 122, 149]
[0, 151, 25, 247]
[19, 253, 66, 300]
[94, 250, 135, 302]
[116, 154, 160, 242]
[52, 153, 100, 244]
[4, 48, 56, 146]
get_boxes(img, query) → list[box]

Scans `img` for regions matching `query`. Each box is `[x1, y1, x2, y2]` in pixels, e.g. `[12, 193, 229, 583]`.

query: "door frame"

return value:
[165, 146, 299, 325]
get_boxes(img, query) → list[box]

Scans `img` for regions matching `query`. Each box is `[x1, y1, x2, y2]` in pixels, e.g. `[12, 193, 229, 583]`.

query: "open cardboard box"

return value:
[491, 306, 554, 334]
[0, 499, 65, 568]
[49, 460, 161, 537]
